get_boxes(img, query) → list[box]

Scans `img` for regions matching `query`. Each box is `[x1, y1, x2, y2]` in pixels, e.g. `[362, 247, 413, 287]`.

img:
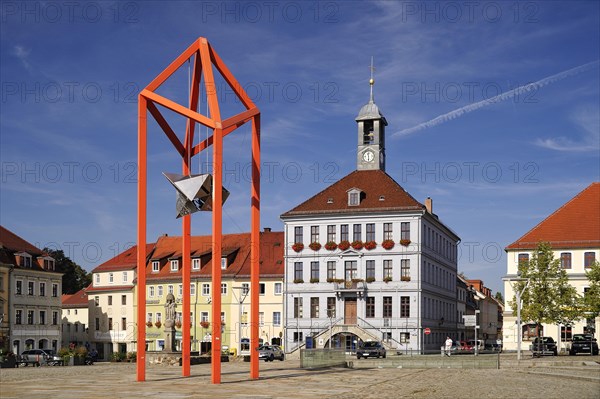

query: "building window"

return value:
[294, 297, 303, 318]
[170, 260, 179, 272]
[349, 191, 359, 206]
[259, 312, 264, 326]
[148, 286, 155, 297]
[383, 260, 393, 279]
[401, 259, 410, 280]
[39, 282, 46, 297]
[274, 282, 282, 295]
[401, 296, 410, 318]
[259, 283, 266, 295]
[157, 285, 163, 297]
[95, 274, 100, 284]
[294, 226, 303, 243]
[310, 297, 319, 318]
[327, 225, 336, 242]
[156, 313, 162, 322]
[345, 261, 357, 281]
[108, 296, 113, 305]
[15, 310, 22, 325]
[584, 252, 596, 268]
[310, 226, 319, 243]
[242, 283, 249, 295]
[366, 260, 375, 281]
[293, 332, 303, 342]
[273, 312, 281, 326]
[294, 262, 303, 281]
[221, 257, 227, 270]
[327, 297, 336, 318]
[400, 332, 410, 343]
[561, 325, 573, 341]
[353, 224, 362, 242]
[221, 283, 227, 295]
[28, 281, 34, 296]
[327, 261, 336, 280]
[383, 297, 392, 318]
[518, 253, 529, 266]
[121, 295, 127, 305]
[560, 253, 572, 269]
[147, 313, 153, 323]
[94, 296, 99, 306]
[366, 223, 375, 241]
[95, 318, 100, 330]
[152, 261, 160, 272]
[123, 272, 128, 283]
[522, 323, 542, 340]
[192, 258, 200, 270]
[401, 222, 410, 241]
[16, 280, 22, 295]
[178, 284, 182, 297]
[122, 318, 127, 331]
[202, 283, 210, 296]
[383, 223, 393, 240]
[340, 224, 349, 241]
[52, 284, 58, 297]
[27, 310, 34, 325]
[108, 318, 113, 330]
[52, 311, 58, 325]
[168, 285, 174, 294]
[109, 273, 114, 283]
[310, 261, 319, 282]
[366, 297, 375, 318]
[191, 283, 196, 296]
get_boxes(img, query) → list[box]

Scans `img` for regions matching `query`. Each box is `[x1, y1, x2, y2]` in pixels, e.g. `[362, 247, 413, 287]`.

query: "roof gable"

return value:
[281, 170, 424, 217]
[506, 182, 600, 250]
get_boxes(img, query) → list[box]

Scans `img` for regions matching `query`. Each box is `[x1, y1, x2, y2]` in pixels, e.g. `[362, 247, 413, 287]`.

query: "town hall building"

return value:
[280, 78, 461, 354]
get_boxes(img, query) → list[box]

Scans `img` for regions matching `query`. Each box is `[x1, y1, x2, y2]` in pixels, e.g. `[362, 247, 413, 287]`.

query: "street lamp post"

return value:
[232, 286, 249, 356]
[508, 273, 530, 361]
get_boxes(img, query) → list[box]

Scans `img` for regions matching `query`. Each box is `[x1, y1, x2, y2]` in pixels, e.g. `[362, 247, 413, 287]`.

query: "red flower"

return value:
[400, 239, 411, 247]
[382, 240, 395, 250]
[351, 240, 363, 250]
[364, 241, 377, 250]
[324, 241, 337, 251]
[338, 240, 350, 251]
[309, 242, 322, 251]
[292, 243, 304, 252]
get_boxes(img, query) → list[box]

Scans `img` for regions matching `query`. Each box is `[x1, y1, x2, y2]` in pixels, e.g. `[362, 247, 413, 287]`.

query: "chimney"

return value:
[263, 227, 271, 232]
[425, 197, 433, 214]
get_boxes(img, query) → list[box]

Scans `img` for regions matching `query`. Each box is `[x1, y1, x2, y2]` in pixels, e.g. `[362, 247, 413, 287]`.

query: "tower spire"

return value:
[369, 56, 375, 103]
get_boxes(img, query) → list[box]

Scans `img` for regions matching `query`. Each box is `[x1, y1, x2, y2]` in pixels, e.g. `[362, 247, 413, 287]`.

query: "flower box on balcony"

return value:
[381, 239, 395, 250]
[292, 243, 304, 252]
[364, 241, 377, 250]
[401, 276, 411, 282]
[175, 321, 182, 329]
[351, 240, 363, 250]
[309, 242, 322, 251]
[200, 321, 210, 329]
[146, 321, 153, 328]
[293, 278, 304, 284]
[324, 241, 337, 251]
[154, 321, 162, 328]
[365, 277, 375, 283]
[310, 278, 319, 283]
[338, 240, 350, 251]
[327, 278, 345, 283]
[383, 276, 393, 283]
[399, 239, 411, 247]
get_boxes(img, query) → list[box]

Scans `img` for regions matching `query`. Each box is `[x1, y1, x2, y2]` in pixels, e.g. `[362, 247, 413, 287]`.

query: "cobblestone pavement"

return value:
[1, 355, 598, 398]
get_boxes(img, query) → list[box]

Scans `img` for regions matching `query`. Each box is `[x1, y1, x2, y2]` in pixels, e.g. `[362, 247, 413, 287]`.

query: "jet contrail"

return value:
[392, 60, 599, 138]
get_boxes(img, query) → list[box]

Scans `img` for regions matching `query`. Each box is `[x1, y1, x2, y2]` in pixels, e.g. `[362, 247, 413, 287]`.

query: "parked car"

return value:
[569, 334, 599, 356]
[19, 349, 62, 366]
[466, 339, 484, 350]
[529, 337, 558, 357]
[257, 344, 285, 362]
[356, 341, 386, 359]
[459, 340, 473, 351]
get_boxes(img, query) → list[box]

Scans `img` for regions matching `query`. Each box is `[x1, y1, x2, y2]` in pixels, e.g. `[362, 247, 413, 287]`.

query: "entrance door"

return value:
[344, 298, 357, 324]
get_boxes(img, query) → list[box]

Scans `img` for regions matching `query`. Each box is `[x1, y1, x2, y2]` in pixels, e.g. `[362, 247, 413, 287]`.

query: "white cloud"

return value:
[534, 105, 600, 152]
[13, 45, 32, 71]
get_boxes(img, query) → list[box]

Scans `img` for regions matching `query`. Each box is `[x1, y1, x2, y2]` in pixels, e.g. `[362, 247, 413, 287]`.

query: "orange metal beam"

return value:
[250, 114, 261, 379]
[146, 101, 185, 157]
[141, 90, 218, 129]
[136, 95, 148, 382]
[209, 43, 257, 110]
[146, 40, 200, 92]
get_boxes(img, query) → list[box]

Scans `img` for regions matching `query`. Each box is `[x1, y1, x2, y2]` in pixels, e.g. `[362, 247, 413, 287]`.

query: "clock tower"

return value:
[356, 62, 387, 171]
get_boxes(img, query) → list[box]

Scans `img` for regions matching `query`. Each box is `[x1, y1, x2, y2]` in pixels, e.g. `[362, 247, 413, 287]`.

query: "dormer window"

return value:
[17, 253, 32, 267]
[152, 261, 160, 273]
[192, 258, 201, 270]
[379, 195, 385, 201]
[170, 260, 179, 272]
[327, 198, 333, 204]
[221, 257, 227, 270]
[347, 188, 363, 206]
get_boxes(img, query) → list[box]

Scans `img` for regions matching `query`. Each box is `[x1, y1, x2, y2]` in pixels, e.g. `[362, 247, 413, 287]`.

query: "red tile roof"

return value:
[0, 226, 58, 274]
[506, 182, 600, 250]
[92, 231, 284, 280]
[280, 170, 425, 217]
[62, 289, 89, 308]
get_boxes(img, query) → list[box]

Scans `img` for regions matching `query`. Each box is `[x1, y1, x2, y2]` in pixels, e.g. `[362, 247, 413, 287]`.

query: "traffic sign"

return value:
[424, 328, 431, 335]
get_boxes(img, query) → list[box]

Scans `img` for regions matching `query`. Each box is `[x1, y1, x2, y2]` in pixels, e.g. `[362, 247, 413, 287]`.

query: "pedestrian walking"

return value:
[445, 336, 453, 356]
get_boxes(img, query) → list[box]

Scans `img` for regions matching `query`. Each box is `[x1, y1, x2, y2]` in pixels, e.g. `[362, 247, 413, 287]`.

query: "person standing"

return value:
[445, 336, 453, 356]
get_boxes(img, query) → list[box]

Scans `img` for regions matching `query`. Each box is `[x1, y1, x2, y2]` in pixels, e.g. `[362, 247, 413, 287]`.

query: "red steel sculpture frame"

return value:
[137, 37, 261, 384]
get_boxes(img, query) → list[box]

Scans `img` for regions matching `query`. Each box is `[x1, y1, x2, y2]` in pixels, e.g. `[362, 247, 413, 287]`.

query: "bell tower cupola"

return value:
[356, 57, 387, 171]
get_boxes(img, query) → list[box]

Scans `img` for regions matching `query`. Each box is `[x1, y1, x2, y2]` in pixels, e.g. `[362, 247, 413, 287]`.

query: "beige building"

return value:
[0, 226, 62, 354]
[504, 183, 599, 352]
[61, 289, 90, 348]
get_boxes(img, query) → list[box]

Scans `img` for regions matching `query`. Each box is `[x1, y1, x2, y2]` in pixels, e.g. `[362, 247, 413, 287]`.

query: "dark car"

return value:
[356, 341, 386, 359]
[530, 337, 557, 357]
[257, 344, 285, 361]
[569, 334, 599, 356]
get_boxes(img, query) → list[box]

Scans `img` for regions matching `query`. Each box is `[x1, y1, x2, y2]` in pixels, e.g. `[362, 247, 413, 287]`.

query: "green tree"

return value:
[43, 248, 92, 294]
[494, 291, 504, 303]
[583, 261, 600, 318]
[509, 242, 580, 333]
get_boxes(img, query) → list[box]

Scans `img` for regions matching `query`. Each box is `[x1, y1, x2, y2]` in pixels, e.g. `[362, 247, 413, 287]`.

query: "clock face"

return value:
[363, 150, 375, 163]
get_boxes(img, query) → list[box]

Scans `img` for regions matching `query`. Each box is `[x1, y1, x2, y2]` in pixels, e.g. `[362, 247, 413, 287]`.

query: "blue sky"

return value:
[1, 1, 598, 295]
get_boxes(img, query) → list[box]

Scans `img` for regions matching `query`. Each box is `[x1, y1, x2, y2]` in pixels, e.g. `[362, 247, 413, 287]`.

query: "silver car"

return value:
[257, 344, 285, 361]
[19, 349, 62, 366]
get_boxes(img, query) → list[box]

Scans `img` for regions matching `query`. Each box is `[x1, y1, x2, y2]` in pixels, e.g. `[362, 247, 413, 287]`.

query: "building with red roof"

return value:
[0, 226, 63, 355]
[61, 288, 90, 348]
[503, 183, 600, 352]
